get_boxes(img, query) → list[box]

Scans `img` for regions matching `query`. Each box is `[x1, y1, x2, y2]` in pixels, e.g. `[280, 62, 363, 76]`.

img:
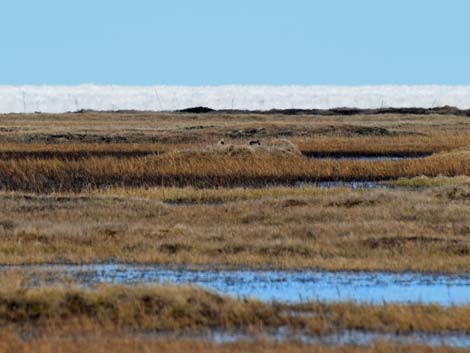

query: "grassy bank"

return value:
[0, 281, 468, 334]
[1, 281, 468, 352]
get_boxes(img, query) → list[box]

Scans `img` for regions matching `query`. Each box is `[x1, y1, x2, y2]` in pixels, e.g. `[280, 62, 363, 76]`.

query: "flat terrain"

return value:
[1, 111, 470, 191]
[1, 185, 470, 271]
[1, 110, 470, 351]
[0, 111, 469, 271]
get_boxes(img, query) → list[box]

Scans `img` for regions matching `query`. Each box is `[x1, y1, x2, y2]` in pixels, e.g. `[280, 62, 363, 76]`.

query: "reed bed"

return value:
[0, 149, 470, 192]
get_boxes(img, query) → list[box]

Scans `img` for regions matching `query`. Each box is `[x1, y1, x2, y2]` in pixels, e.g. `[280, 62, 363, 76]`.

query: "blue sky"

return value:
[1, 0, 469, 85]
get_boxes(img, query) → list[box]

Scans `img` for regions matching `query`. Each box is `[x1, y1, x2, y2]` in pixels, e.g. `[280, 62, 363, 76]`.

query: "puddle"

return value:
[22, 328, 470, 348]
[162, 201, 224, 206]
[218, 330, 470, 348]
[322, 156, 421, 161]
[303, 153, 432, 161]
[313, 181, 383, 189]
[135, 329, 470, 348]
[267, 181, 385, 189]
[4, 265, 470, 306]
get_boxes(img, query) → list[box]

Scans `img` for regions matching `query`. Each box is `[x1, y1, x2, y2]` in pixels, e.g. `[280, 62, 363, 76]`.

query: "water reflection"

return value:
[4, 265, 470, 306]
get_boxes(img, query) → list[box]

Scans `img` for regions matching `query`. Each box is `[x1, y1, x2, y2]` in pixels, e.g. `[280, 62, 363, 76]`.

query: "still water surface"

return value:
[6, 264, 469, 306]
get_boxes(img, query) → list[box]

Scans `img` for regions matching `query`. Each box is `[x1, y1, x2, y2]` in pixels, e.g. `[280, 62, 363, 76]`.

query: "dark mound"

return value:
[178, 107, 215, 114]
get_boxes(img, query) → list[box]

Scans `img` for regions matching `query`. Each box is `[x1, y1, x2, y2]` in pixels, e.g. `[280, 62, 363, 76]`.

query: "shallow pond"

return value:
[138, 329, 470, 348]
[5, 265, 470, 306]
[314, 181, 382, 189]
[303, 153, 432, 161]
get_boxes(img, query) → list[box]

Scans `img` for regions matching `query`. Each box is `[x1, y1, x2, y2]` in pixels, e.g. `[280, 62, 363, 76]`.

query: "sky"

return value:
[1, 0, 469, 86]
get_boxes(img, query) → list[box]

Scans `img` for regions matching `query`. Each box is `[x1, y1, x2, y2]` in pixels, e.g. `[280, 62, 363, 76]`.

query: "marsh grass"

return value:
[1, 111, 470, 191]
[0, 185, 469, 271]
[0, 279, 468, 334]
[385, 176, 470, 187]
[294, 134, 470, 156]
[1, 112, 470, 352]
[0, 143, 170, 160]
[95, 185, 338, 204]
[1, 148, 470, 192]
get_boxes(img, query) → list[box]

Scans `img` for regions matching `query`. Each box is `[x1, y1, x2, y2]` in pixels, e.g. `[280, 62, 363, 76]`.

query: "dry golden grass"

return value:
[0, 143, 177, 159]
[1, 110, 470, 146]
[0, 184, 469, 271]
[294, 133, 470, 156]
[1, 148, 470, 192]
[0, 278, 468, 352]
[1, 112, 470, 351]
[0, 111, 470, 191]
[0, 279, 468, 334]
[1, 112, 470, 270]
[386, 175, 470, 187]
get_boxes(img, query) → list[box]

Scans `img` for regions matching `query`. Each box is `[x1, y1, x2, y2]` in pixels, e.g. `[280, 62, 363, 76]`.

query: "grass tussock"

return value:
[0, 285, 279, 332]
[205, 139, 302, 156]
[0, 281, 468, 335]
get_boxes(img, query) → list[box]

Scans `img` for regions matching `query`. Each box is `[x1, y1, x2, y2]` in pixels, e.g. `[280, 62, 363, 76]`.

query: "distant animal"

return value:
[249, 140, 260, 146]
[218, 138, 225, 145]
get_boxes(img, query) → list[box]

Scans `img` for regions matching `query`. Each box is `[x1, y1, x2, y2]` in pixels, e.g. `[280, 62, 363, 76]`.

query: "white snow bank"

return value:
[2, 85, 470, 113]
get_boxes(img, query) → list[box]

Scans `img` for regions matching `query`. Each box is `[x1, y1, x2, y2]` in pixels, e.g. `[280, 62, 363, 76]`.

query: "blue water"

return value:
[309, 156, 428, 161]
[305, 153, 432, 162]
[132, 329, 470, 348]
[6, 265, 470, 306]
[314, 181, 381, 189]
[208, 330, 470, 348]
